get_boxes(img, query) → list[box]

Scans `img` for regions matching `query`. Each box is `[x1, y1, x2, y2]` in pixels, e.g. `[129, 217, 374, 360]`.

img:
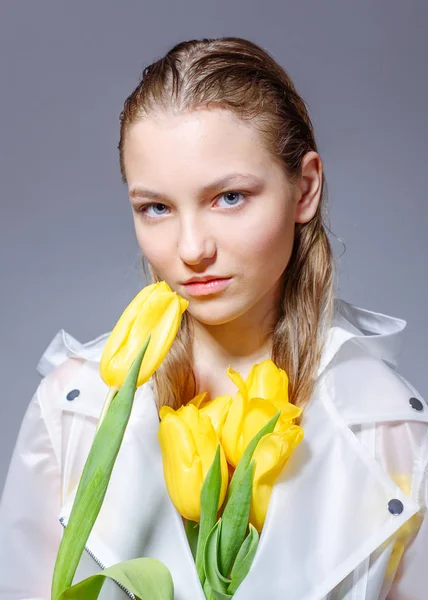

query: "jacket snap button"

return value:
[66, 389, 80, 401]
[388, 499, 404, 515]
[409, 397, 424, 411]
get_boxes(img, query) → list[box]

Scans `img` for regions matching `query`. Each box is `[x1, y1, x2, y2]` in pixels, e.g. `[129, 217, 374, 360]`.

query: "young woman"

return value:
[0, 37, 427, 600]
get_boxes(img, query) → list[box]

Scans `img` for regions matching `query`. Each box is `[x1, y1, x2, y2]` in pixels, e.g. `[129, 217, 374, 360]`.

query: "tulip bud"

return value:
[221, 361, 302, 467]
[158, 404, 229, 522]
[245, 359, 290, 412]
[100, 281, 188, 389]
[249, 425, 304, 531]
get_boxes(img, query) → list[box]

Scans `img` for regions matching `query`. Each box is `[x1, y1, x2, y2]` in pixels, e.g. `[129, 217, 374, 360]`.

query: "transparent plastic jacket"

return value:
[0, 298, 427, 600]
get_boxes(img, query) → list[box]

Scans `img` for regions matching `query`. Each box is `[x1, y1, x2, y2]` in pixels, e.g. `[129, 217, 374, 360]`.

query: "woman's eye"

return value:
[216, 191, 246, 208]
[137, 191, 246, 219]
[138, 202, 169, 217]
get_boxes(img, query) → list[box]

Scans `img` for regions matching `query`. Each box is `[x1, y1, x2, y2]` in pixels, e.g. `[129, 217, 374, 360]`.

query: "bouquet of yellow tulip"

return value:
[50, 280, 303, 600]
[158, 360, 303, 599]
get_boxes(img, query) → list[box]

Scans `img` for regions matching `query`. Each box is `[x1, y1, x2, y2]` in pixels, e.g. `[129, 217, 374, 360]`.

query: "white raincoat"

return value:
[0, 298, 427, 600]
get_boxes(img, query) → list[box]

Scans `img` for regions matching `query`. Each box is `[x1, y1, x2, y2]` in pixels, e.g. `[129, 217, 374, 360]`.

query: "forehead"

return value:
[123, 108, 274, 183]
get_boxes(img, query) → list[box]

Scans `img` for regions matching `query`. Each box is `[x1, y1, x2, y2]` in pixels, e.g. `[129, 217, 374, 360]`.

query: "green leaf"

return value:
[203, 578, 217, 600]
[51, 336, 151, 600]
[227, 524, 259, 594]
[185, 519, 199, 560]
[203, 577, 232, 600]
[203, 520, 232, 600]
[58, 556, 174, 600]
[226, 411, 280, 503]
[195, 444, 223, 585]
[209, 587, 233, 600]
[218, 460, 255, 578]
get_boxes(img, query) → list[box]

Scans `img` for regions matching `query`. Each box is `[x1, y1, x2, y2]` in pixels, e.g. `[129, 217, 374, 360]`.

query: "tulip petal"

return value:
[245, 360, 290, 411]
[105, 283, 167, 354]
[249, 426, 304, 531]
[158, 412, 203, 521]
[188, 392, 208, 409]
[241, 398, 278, 452]
[158, 412, 197, 470]
[226, 411, 280, 504]
[275, 403, 303, 427]
[226, 366, 248, 401]
[159, 405, 175, 420]
[183, 407, 223, 481]
[199, 395, 233, 438]
[132, 291, 188, 386]
[221, 391, 246, 468]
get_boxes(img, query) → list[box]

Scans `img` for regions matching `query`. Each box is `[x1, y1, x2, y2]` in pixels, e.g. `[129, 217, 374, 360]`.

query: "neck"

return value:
[191, 285, 282, 380]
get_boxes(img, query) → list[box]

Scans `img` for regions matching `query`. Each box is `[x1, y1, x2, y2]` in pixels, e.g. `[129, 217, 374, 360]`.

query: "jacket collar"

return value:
[316, 297, 407, 377]
[38, 296, 408, 427]
[37, 296, 407, 380]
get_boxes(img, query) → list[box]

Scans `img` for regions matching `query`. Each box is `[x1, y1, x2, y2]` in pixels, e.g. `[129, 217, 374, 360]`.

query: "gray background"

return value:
[1, 0, 427, 489]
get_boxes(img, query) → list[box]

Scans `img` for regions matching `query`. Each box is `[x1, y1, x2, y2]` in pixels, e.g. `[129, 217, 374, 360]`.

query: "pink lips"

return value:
[182, 277, 231, 296]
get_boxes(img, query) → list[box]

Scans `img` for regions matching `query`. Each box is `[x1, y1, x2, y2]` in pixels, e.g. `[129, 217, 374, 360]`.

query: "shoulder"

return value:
[327, 344, 428, 427]
[27, 329, 107, 444]
[323, 297, 428, 427]
[321, 300, 428, 506]
[34, 327, 155, 422]
[39, 356, 86, 398]
[35, 327, 111, 380]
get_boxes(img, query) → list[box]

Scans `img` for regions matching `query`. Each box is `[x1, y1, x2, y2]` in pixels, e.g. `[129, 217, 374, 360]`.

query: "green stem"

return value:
[185, 519, 199, 560]
[96, 386, 119, 433]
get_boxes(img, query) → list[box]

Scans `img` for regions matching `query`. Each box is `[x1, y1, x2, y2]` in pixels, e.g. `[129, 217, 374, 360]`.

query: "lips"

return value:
[183, 277, 227, 285]
[181, 277, 232, 296]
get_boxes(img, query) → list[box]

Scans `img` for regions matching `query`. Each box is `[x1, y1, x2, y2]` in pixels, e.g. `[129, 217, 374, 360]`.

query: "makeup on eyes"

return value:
[135, 190, 250, 220]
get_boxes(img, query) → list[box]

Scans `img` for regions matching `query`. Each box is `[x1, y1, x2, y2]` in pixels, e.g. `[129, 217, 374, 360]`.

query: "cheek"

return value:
[233, 208, 295, 271]
[135, 225, 175, 272]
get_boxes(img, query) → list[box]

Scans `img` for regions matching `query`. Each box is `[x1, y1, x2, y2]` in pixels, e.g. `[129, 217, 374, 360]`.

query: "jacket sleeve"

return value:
[386, 421, 428, 600]
[381, 369, 428, 600]
[0, 359, 83, 600]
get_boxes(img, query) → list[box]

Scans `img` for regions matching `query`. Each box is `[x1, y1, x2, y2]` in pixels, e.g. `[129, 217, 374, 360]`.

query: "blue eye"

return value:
[217, 191, 245, 207]
[137, 190, 247, 220]
[138, 202, 169, 217]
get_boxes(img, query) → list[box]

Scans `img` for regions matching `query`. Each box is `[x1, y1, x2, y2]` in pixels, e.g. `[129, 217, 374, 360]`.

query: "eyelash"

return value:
[136, 190, 248, 220]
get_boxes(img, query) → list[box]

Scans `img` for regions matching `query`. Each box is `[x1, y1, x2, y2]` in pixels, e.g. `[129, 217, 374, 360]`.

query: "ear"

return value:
[294, 151, 323, 224]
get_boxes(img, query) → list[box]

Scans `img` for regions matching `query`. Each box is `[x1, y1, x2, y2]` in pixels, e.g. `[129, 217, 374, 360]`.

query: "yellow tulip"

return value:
[158, 403, 229, 522]
[221, 361, 302, 467]
[100, 281, 188, 389]
[249, 425, 304, 531]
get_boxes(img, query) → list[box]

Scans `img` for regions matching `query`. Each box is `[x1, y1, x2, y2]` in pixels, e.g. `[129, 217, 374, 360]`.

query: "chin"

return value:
[187, 297, 252, 326]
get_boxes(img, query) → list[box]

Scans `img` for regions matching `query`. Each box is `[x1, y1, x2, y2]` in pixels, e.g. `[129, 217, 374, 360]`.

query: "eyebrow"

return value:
[129, 172, 264, 202]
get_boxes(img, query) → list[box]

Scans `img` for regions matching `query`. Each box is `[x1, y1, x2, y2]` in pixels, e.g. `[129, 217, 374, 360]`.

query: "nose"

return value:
[177, 214, 216, 266]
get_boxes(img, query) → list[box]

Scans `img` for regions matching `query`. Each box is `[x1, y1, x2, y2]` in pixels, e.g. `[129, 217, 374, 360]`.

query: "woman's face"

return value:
[123, 108, 320, 327]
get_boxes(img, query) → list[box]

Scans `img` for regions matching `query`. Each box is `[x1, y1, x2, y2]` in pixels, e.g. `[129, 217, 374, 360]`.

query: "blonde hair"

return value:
[118, 37, 337, 414]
